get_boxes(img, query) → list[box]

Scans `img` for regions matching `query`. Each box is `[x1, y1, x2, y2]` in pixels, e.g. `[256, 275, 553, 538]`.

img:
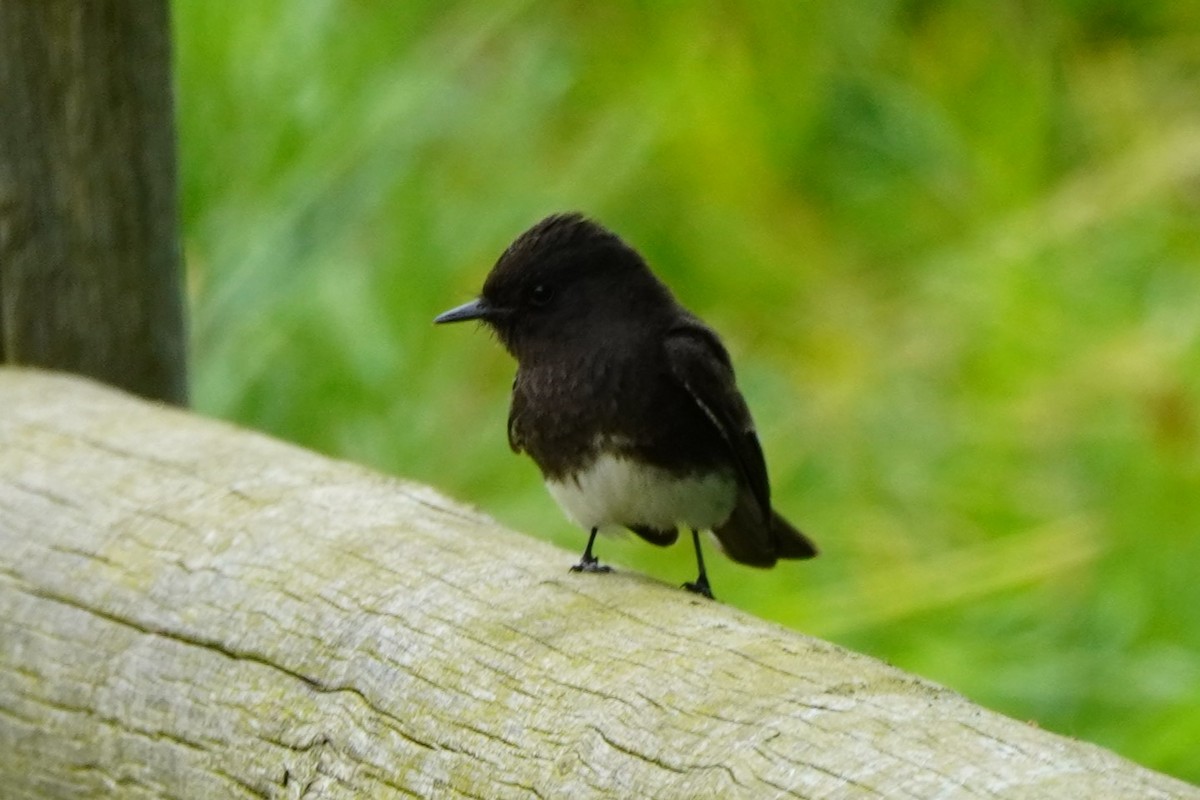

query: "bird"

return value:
[434, 213, 816, 598]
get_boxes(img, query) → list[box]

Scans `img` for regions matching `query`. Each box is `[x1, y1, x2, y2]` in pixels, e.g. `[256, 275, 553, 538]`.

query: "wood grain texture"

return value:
[0, 369, 1195, 799]
[0, 3, 186, 403]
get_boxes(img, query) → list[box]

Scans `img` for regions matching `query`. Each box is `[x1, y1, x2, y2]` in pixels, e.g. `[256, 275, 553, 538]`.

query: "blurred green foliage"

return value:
[174, 0, 1200, 783]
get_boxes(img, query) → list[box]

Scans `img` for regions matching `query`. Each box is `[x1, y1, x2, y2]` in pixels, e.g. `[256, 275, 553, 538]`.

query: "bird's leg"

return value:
[570, 527, 612, 573]
[682, 529, 715, 599]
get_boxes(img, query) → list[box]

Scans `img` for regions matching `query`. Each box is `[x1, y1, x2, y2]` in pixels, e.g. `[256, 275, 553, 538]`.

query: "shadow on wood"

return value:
[0, 369, 1194, 798]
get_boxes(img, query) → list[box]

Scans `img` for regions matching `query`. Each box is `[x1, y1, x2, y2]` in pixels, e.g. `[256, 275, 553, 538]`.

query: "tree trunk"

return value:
[0, 2, 186, 405]
[0, 369, 1194, 799]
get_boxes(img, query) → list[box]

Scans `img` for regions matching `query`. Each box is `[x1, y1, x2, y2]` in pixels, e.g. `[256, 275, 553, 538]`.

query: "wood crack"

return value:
[17, 583, 440, 754]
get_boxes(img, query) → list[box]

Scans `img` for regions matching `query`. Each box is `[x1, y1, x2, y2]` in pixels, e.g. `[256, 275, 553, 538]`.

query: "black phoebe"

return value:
[435, 213, 817, 598]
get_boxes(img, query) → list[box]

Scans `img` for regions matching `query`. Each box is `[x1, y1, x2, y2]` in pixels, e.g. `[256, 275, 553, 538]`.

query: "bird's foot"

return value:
[570, 555, 613, 574]
[682, 576, 714, 600]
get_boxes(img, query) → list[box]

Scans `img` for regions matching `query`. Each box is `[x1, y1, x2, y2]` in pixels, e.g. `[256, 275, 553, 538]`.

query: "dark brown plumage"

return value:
[435, 213, 816, 597]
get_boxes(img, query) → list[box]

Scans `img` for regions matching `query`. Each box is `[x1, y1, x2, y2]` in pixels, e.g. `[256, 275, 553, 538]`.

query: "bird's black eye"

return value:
[530, 284, 555, 307]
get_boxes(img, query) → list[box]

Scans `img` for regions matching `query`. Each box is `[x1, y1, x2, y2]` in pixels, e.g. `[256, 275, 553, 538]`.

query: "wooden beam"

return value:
[0, 369, 1193, 798]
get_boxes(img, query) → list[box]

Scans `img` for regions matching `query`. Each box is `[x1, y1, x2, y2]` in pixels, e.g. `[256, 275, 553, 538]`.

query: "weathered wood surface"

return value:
[0, 369, 1195, 799]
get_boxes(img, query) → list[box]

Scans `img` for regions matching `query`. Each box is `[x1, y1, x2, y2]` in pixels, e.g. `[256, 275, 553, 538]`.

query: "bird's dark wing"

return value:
[506, 377, 525, 454]
[663, 321, 771, 522]
[664, 321, 817, 566]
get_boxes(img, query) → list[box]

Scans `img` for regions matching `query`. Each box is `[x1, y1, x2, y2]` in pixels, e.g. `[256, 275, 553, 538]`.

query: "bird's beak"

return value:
[434, 297, 492, 325]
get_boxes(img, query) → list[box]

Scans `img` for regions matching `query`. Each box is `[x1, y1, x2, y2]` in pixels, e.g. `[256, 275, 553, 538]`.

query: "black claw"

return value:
[570, 555, 613, 574]
[570, 528, 613, 574]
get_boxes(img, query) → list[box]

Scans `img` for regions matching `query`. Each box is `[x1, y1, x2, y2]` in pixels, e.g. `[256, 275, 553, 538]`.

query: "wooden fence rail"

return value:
[0, 369, 1194, 799]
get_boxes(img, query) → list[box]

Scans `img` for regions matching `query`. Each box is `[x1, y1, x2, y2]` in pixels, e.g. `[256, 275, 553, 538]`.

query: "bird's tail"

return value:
[711, 490, 818, 567]
[770, 510, 818, 560]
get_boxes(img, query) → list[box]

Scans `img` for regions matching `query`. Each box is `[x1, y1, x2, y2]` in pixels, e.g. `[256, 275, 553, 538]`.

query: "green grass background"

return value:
[174, 1, 1200, 783]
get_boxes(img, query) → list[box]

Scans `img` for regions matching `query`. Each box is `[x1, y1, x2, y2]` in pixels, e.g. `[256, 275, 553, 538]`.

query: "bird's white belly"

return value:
[546, 452, 736, 532]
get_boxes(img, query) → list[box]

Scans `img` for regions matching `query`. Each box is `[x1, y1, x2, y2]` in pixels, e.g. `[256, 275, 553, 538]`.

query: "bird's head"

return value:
[435, 213, 674, 359]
